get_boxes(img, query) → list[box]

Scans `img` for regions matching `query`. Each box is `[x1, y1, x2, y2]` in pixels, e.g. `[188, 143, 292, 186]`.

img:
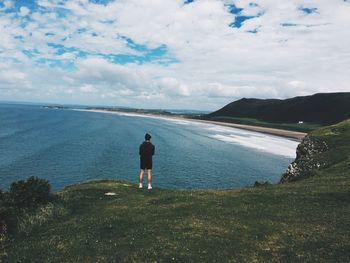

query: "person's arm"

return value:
[139, 144, 142, 155]
[152, 145, 155, 155]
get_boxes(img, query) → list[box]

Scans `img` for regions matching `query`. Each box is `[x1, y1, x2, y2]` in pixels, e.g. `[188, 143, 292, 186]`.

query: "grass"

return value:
[200, 116, 323, 132]
[309, 119, 350, 170]
[2, 120, 350, 262]
[2, 173, 349, 263]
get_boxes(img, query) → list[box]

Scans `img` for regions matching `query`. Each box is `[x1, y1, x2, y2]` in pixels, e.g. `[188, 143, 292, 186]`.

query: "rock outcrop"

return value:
[280, 135, 328, 183]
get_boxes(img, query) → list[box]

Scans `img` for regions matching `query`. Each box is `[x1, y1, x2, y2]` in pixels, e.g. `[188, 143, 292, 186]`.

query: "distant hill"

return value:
[207, 92, 350, 125]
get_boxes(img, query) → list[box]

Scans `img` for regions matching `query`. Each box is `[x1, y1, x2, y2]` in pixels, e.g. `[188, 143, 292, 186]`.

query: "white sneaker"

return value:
[148, 184, 152, 190]
[139, 183, 143, 188]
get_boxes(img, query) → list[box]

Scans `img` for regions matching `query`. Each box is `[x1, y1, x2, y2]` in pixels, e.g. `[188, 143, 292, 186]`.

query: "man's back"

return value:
[139, 141, 155, 158]
[139, 133, 155, 189]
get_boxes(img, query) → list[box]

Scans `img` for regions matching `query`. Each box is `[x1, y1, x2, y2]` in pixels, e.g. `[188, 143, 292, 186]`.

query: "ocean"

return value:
[0, 103, 298, 191]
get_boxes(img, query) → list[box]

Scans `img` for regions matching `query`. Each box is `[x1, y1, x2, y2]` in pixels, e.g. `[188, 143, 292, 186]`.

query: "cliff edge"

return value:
[281, 119, 350, 183]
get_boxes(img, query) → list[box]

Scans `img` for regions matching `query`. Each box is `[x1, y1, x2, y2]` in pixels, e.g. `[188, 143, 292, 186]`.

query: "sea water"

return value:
[0, 103, 298, 191]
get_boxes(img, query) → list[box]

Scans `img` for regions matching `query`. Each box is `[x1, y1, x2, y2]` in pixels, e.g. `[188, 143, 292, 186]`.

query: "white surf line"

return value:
[73, 109, 299, 157]
[76, 109, 306, 140]
[72, 108, 197, 124]
[209, 132, 298, 158]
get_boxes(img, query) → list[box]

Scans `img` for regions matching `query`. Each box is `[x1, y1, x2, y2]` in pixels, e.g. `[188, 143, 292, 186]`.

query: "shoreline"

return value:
[191, 118, 306, 141]
[75, 108, 307, 141]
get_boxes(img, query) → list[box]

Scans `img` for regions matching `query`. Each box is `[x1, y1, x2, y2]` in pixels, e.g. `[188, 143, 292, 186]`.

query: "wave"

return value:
[75, 109, 298, 158]
[209, 133, 298, 158]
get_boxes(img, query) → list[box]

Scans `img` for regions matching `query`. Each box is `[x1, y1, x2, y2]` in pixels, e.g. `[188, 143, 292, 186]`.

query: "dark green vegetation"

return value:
[0, 177, 52, 236]
[0, 177, 52, 260]
[206, 92, 350, 129]
[1, 120, 350, 262]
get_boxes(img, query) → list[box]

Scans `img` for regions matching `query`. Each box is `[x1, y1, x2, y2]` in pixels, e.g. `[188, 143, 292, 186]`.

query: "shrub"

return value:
[0, 205, 18, 235]
[0, 177, 53, 236]
[9, 176, 51, 208]
[254, 181, 270, 187]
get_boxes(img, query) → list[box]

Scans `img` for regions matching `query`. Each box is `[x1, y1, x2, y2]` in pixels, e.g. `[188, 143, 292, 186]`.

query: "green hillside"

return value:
[281, 119, 350, 183]
[205, 93, 350, 132]
[1, 120, 350, 262]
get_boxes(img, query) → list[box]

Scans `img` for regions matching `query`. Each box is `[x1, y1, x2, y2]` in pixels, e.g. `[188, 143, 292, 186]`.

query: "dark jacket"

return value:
[139, 141, 155, 158]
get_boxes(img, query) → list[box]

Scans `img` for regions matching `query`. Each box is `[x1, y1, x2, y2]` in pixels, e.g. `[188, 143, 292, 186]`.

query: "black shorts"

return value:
[140, 157, 152, 170]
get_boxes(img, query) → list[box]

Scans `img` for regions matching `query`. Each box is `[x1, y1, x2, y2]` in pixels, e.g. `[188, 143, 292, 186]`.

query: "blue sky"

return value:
[0, 0, 349, 110]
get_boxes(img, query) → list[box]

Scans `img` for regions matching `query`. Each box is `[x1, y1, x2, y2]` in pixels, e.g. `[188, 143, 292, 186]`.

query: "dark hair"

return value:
[145, 133, 151, 140]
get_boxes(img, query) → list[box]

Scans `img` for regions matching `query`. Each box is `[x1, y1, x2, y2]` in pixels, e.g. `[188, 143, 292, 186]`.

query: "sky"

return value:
[0, 0, 350, 110]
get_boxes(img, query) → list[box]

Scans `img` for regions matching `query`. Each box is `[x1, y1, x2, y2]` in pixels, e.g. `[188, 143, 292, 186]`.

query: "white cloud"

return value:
[158, 77, 190, 97]
[0, 64, 27, 84]
[19, 6, 30, 16]
[80, 84, 97, 93]
[0, 0, 349, 110]
[3, 0, 13, 9]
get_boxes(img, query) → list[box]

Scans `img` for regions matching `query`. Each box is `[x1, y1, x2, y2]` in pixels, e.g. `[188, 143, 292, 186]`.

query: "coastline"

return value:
[192, 119, 307, 141]
[75, 108, 307, 141]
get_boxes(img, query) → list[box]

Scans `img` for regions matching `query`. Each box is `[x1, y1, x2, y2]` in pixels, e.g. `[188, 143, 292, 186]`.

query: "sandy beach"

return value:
[76, 109, 307, 141]
[192, 119, 307, 141]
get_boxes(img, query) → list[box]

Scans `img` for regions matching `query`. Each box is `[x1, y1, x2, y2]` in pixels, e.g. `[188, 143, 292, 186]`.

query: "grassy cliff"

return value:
[1, 121, 350, 262]
[281, 119, 350, 183]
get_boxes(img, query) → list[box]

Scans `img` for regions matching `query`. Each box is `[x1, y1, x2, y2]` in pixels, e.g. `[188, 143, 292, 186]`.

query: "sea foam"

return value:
[78, 109, 299, 158]
[206, 126, 298, 157]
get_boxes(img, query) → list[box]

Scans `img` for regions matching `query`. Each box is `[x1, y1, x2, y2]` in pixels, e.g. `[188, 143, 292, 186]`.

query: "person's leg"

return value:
[147, 169, 152, 189]
[139, 169, 144, 188]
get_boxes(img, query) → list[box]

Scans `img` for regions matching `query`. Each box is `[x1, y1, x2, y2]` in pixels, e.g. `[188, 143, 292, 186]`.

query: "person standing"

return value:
[139, 133, 155, 189]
